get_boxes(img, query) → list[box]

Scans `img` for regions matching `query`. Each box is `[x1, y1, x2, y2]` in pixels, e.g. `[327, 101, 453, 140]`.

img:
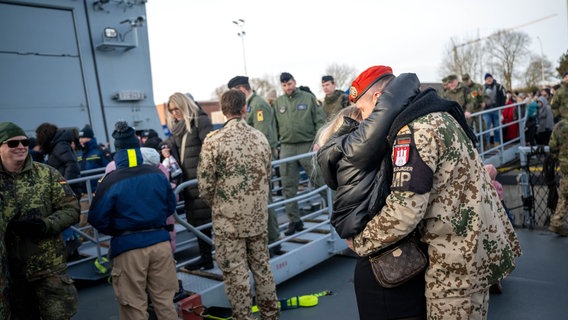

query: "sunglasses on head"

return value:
[3, 139, 30, 148]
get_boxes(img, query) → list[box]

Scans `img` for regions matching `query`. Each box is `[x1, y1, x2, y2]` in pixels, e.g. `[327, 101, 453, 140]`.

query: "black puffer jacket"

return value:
[46, 128, 81, 196]
[317, 74, 420, 238]
[172, 108, 213, 220]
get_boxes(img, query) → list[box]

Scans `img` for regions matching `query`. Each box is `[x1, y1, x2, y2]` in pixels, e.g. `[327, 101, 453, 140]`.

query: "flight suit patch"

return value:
[246, 105, 251, 113]
[256, 110, 264, 122]
[390, 130, 433, 194]
[279, 105, 286, 113]
[296, 104, 307, 110]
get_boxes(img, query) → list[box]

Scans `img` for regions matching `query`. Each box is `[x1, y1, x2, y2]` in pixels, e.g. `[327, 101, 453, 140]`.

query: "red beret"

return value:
[349, 65, 393, 103]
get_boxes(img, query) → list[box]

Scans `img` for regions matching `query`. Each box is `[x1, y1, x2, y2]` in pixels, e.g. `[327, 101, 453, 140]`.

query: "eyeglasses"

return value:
[3, 139, 30, 148]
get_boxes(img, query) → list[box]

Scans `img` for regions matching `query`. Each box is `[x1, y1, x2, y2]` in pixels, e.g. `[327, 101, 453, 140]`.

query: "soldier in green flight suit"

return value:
[274, 72, 327, 236]
[228, 75, 282, 255]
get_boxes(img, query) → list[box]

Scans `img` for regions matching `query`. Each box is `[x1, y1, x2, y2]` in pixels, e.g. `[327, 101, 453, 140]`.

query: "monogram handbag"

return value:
[368, 232, 428, 288]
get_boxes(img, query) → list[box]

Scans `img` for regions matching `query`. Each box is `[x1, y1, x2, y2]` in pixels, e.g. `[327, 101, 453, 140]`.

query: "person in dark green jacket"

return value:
[0, 121, 79, 320]
[274, 72, 327, 236]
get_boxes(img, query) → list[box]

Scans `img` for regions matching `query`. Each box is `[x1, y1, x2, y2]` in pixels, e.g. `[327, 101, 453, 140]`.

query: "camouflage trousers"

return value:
[10, 270, 78, 320]
[427, 289, 489, 320]
[214, 233, 279, 320]
[549, 177, 568, 235]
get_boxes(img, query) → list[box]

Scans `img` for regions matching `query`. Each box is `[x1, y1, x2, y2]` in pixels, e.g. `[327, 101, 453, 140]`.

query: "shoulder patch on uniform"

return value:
[256, 110, 264, 122]
[390, 127, 433, 194]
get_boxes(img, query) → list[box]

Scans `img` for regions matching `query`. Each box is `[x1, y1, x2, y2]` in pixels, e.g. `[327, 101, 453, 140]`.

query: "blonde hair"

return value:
[316, 106, 363, 147]
[166, 92, 201, 133]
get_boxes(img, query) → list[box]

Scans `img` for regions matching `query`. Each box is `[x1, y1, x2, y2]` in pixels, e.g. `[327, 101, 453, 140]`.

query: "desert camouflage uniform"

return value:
[551, 82, 568, 120]
[198, 119, 279, 320]
[465, 81, 486, 131]
[247, 91, 280, 243]
[548, 119, 568, 235]
[352, 112, 521, 320]
[0, 156, 79, 319]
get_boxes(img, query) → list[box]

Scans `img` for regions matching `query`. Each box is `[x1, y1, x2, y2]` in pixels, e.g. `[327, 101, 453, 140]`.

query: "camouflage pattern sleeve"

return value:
[197, 131, 219, 206]
[354, 112, 520, 298]
[352, 124, 434, 256]
[39, 164, 80, 235]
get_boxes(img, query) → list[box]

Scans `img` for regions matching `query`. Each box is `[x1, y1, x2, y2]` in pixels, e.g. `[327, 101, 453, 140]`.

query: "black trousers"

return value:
[354, 257, 426, 320]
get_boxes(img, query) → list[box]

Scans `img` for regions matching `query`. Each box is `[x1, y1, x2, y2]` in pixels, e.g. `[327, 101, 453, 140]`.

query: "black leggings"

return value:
[354, 257, 426, 320]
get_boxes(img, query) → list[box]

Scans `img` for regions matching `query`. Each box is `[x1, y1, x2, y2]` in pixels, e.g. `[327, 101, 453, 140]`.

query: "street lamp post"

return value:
[232, 19, 247, 75]
[536, 36, 545, 86]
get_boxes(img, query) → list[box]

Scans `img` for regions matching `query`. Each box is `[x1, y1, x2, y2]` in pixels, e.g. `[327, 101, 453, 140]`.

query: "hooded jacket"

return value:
[45, 128, 81, 195]
[88, 149, 176, 258]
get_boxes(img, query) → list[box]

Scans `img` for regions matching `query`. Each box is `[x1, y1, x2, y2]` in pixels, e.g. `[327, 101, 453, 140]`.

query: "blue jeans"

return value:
[482, 110, 501, 144]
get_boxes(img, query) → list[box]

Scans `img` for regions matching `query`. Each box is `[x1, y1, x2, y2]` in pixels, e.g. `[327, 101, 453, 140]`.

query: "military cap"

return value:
[447, 74, 458, 82]
[0, 122, 27, 143]
[349, 65, 393, 103]
[462, 73, 471, 81]
[280, 72, 294, 83]
[322, 75, 334, 83]
[227, 76, 249, 89]
[442, 76, 449, 84]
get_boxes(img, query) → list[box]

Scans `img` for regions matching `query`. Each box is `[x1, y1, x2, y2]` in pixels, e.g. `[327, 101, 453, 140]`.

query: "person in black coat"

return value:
[166, 92, 214, 270]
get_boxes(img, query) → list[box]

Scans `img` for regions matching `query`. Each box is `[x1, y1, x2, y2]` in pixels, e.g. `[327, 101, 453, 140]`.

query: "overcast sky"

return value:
[146, 0, 568, 103]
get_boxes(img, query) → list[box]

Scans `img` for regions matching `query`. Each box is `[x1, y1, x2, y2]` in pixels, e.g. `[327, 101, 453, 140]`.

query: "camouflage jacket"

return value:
[464, 81, 485, 114]
[0, 155, 79, 282]
[247, 91, 279, 149]
[549, 119, 568, 174]
[440, 82, 468, 110]
[353, 112, 521, 299]
[322, 90, 350, 120]
[551, 83, 568, 119]
[198, 119, 271, 237]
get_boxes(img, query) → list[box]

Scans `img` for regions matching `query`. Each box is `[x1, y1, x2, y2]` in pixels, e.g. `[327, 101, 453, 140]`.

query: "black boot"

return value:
[184, 256, 213, 271]
[284, 221, 304, 236]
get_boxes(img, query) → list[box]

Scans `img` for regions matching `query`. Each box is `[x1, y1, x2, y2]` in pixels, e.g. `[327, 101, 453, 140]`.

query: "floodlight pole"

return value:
[232, 19, 247, 76]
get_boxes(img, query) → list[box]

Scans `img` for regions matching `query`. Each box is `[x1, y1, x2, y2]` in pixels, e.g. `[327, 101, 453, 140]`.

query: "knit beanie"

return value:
[0, 122, 27, 142]
[484, 73, 493, 80]
[80, 125, 94, 138]
[112, 121, 140, 150]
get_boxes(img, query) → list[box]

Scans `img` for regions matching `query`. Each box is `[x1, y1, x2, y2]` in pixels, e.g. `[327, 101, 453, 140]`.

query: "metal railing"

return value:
[66, 151, 336, 271]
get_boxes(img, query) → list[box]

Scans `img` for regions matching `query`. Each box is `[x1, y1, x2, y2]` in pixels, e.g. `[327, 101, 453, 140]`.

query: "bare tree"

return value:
[324, 63, 358, 91]
[439, 36, 486, 81]
[523, 54, 555, 88]
[484, 30, 530, 90]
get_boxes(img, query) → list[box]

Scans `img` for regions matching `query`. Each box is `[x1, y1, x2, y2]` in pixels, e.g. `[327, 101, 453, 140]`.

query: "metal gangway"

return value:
[66, 153, 347, 307]
[65, 101, 532, 306]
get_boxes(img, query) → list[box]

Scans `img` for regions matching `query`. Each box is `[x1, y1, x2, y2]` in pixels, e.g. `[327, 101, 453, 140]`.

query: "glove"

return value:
[9, 218, 47, 237]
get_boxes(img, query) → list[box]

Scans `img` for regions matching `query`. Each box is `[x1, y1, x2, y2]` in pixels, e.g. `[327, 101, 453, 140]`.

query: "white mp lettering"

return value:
[393, 171, 412, 187]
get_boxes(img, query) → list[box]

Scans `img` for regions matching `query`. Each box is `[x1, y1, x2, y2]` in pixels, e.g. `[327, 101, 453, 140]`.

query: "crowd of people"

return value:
[2, 66, 567, 319]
